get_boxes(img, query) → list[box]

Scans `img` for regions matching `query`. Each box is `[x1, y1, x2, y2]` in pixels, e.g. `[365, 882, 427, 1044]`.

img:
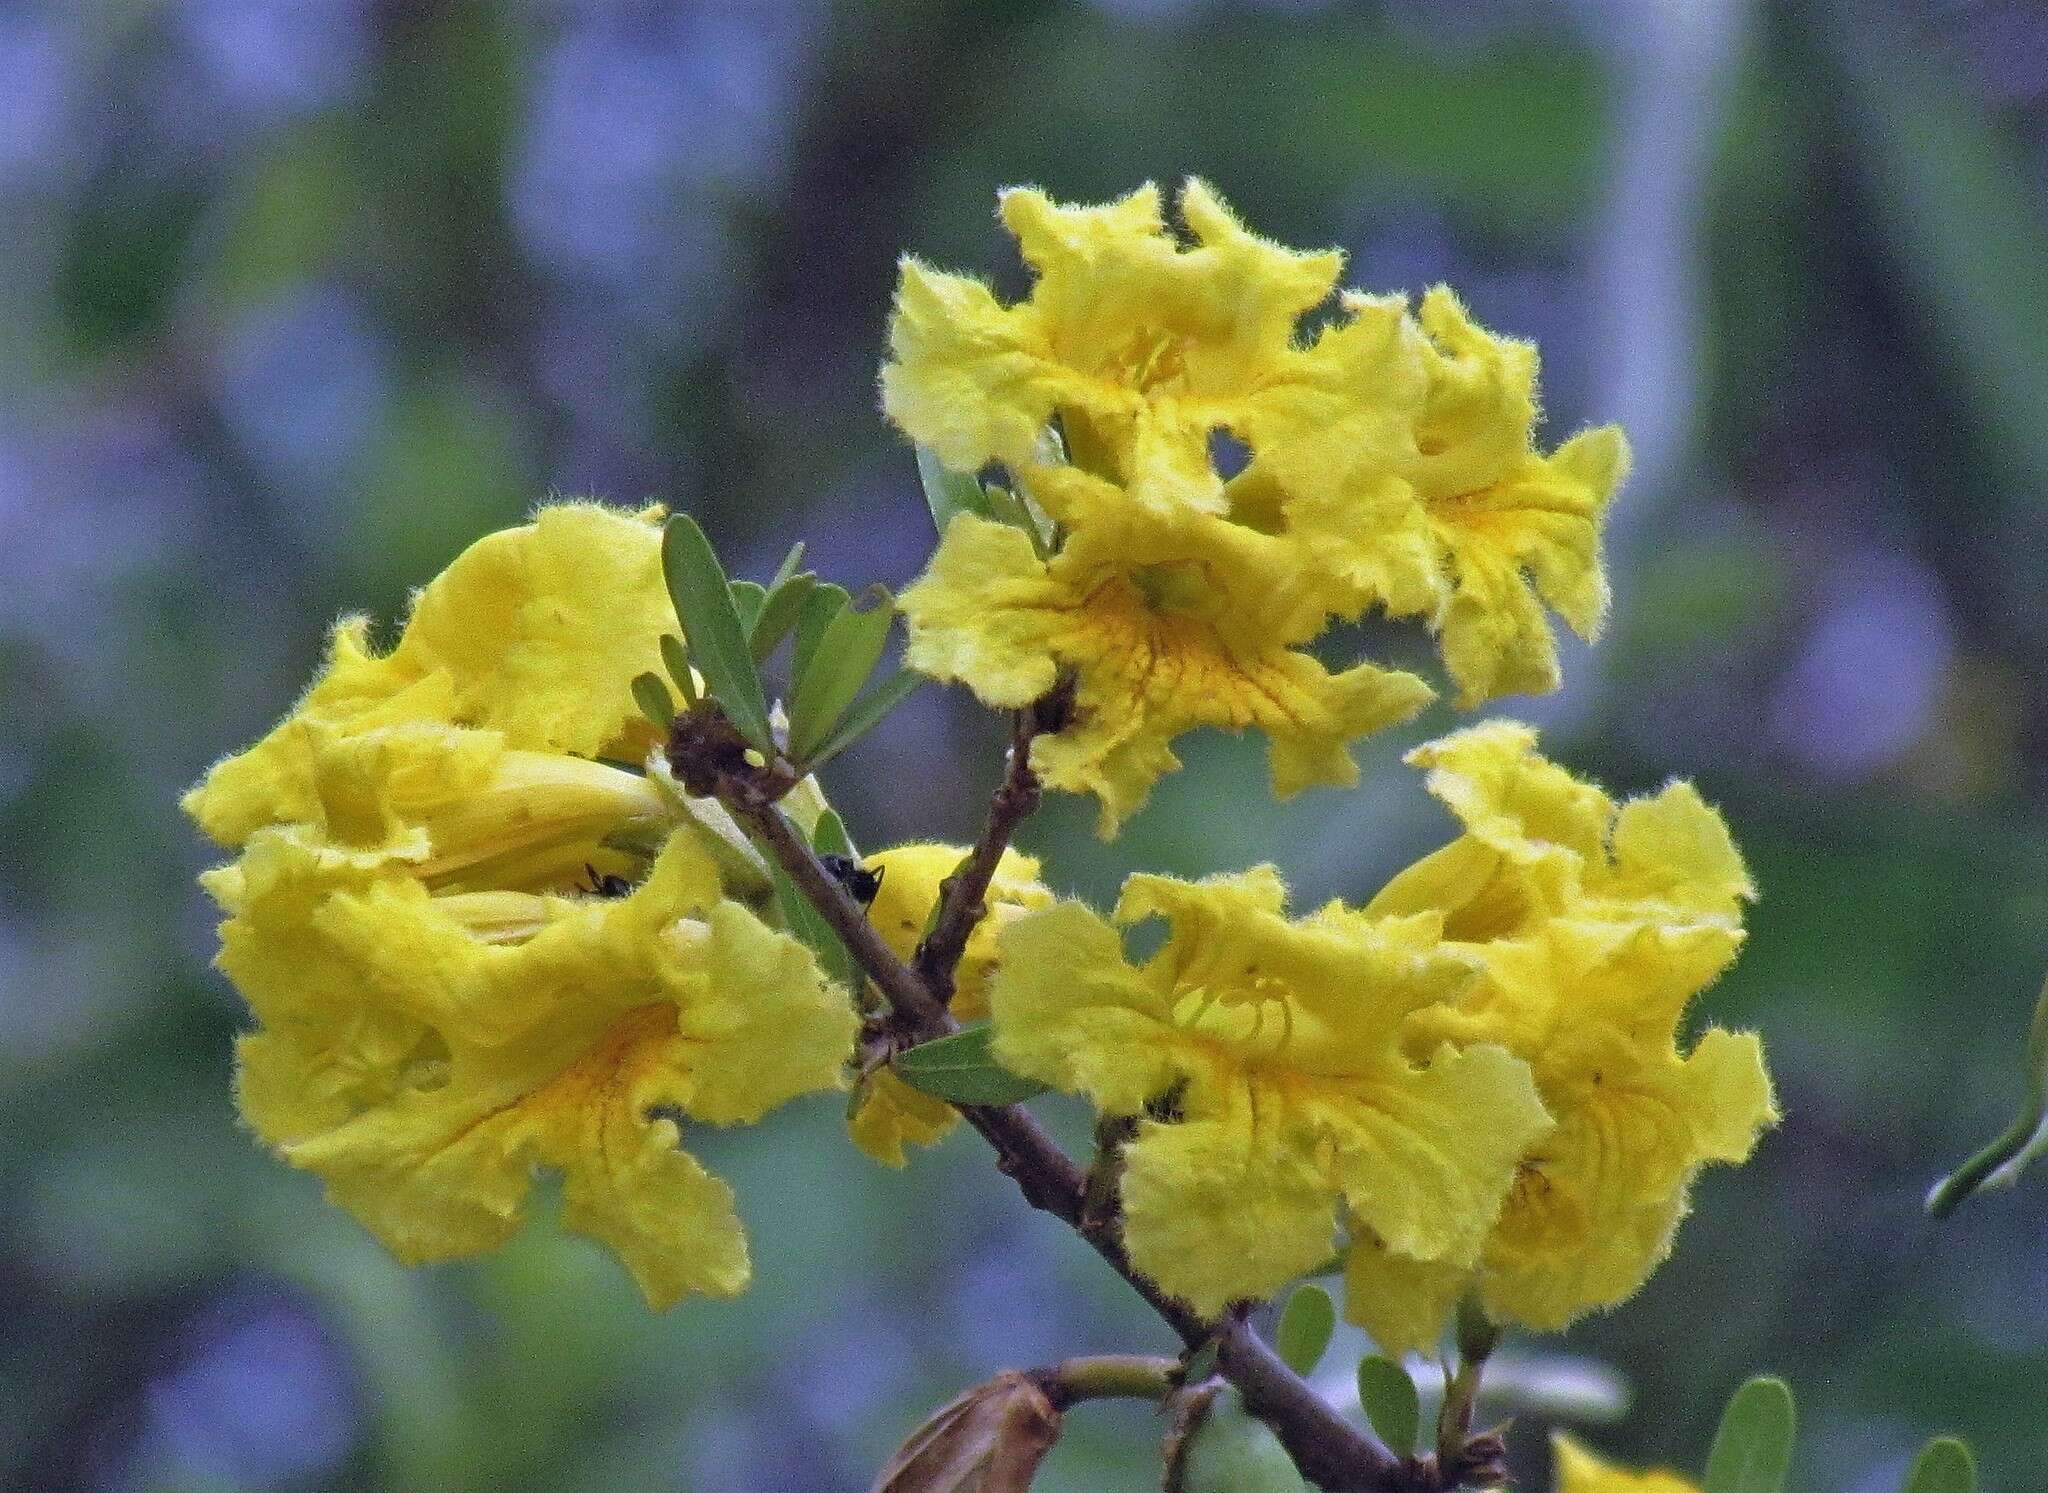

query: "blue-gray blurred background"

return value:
[6, 1, 2048, 1488]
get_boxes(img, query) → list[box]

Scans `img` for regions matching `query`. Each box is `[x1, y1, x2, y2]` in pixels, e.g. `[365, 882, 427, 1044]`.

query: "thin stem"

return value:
[1433, 1301, 1506, 1489]
[1034, 1354, 1178, 1409]
[911, 691, 1060, 1002]
[736, 789, 955, 1036]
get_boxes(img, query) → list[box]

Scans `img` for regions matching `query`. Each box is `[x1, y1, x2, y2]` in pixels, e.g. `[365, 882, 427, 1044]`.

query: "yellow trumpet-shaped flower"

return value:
[1551, 1434, 1698, 1493]
[208, 825, 856, 1309]
[1343, 722, 1775, 1354]
[882, 179, 1423, 521]
[185, 502, 675, 848]
[900, 479, 1433, 836]
[1402, 290, 1629, 705]
[988, 866, 1551, 1318]
[846, 842, 1056, 1167]
[1273, 289, 1628, 706]
[187, 502, 862, 1306]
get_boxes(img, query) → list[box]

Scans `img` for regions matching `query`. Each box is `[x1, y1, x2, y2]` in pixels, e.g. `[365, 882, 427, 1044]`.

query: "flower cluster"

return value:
[989, 723, 1774, 1339]
[884, 179, 1629, 834]
[185, 505, 858, 1308]
[183, 176, 1785, 1491]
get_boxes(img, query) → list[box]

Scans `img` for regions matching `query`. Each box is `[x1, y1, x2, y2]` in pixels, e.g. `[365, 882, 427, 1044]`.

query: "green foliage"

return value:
[811, 807, 857, 860]
[629, 671, 675, 730]
[915, 446, 1052, 556]
[915, 446, 987, 536]
[657, 633, 697, 705]
[789, 587, 898, 762]
[1177, 1393, 1310, 1493]
[749, 570, 817, 665]
[891, 1025, 1050, 1107]
[1902, 1436, 1976, 1493]
[1354, 1355, 1420, 1460]
[791, 581, 853, 699]
[660, 515, 774, 753]
[1273, 1284, 1335, 1376]
[803, 668, 926, 771]
[728, 579, 768, 635]
[1703, 1377, 1796, 1493]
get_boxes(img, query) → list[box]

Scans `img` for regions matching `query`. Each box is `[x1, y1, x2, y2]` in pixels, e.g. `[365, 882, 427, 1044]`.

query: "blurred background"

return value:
[5, 0, 2048, 1488]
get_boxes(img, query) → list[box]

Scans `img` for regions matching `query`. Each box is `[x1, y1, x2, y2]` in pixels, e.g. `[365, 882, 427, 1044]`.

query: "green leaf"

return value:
[630, 671, 675, 730]
[660, 515, 773, 752]
[658, 633, 697, 704]
[980, 480, 1053, 558]
[1275, 1284, 1335, 1377]
[1178, 1393, 1310, 1493]
[766, 859, 855, 992]
[891, 1025, 1049, 1106]
[769, 540, 807, 594]
[728, 579, 767, 635]
[913, 444, 1053, 558]
[915, 445, 991, 535]
[804, 668, 926, 770]
[1182, 1340, 1221, 1386]
[791, 581, 852, 692]
[749, 572, 815, 665]
[1902, 1438, 1975, 1493]
[1354, 1356, 1419, 1459]
[1703, 1376, 1795, 1493]
[789, 587, 896, 762]
[810, 808, 855, 860]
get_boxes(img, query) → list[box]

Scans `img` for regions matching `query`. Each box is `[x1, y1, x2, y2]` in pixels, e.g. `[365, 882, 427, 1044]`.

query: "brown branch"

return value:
[670, 705, 1416, 1492]
[911, 686, 1065, 1002]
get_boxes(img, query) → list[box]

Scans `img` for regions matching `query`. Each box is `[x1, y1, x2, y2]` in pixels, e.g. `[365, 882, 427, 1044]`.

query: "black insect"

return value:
[820, 854, 884, 909]
[581, 863, 634, 898]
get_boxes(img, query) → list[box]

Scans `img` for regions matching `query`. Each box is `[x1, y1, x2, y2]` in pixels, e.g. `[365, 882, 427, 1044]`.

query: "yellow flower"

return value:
[1343, 722, 1775, 1353]
[1551, 1434, 1698, 1493]
[185, 502, 675, 848]
[846, 842, 1057, 1166]
[210, 823, 856, 1309]
[900, 487, 1432, 836]
[187, 503, 861, 1306]
[882, 180, 1418, 520]
[1376, 290, 1628, 706]
[989, 866, 1551, 1318]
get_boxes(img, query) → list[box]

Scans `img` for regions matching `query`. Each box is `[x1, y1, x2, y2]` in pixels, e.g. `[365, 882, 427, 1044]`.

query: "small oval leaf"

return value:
[805, 667, 925, 770]
[661, 515, 772, 752]
[1903, 1437, 1975, 1493]
[789, 588, 896, 761]
[768, 539, 807, 593]
[1178, 1394, 1310, 1493]
[749, 572, 815, 665]
[791, 581, 852, 692]
[916, 445, 992, 535]
[1703, 1376, 1795, 1493]
[811, 807, 855, 859]
[892, 1025, 1049, 1107]
[728, 579, 767, 634]
[658, 633, 697, 703]
[630, 671, 675, 729]
[1355, 1355, 1420, 1460]
[1275, 1284, 1336, 1377]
